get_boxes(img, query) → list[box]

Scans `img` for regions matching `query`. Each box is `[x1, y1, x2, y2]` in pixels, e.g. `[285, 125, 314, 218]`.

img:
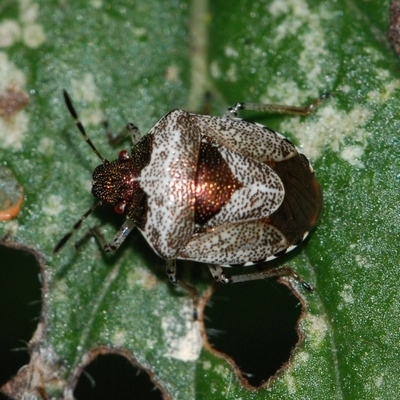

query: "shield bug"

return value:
[55, 90, 327, 292]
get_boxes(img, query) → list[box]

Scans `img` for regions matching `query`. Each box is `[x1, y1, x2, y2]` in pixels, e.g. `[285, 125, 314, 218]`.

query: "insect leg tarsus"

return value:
[224, 92, 331, 118]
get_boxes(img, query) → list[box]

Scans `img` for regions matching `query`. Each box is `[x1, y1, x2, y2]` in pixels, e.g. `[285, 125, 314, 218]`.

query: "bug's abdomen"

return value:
[266, 153, 322, 245]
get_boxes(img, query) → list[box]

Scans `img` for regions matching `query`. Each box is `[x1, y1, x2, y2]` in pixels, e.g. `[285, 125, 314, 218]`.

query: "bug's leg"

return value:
[103, 218, 136, 252]
[103, 121, 142, 147]
[166, 259, 199, 315]
[199, 92, 212, 115]
[73, 225, 105, 249]
[73, 218, 136, 253]
[208, 264, 313, 291]
[208, 265, 231, 284]
[54, 203, 135, 253]
[224, 92, 330, 118]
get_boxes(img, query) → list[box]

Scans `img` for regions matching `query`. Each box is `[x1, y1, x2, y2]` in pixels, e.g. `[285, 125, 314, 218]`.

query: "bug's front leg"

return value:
[103, 218, 136, 252]
[103, 121, 142, 147]
[208, 264, 313, 291]
[73, 218, 136, 253]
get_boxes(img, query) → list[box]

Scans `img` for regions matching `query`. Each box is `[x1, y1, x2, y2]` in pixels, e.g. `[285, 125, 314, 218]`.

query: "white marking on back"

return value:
[139, 110, 200, 258]
[204, 145, 284, 227]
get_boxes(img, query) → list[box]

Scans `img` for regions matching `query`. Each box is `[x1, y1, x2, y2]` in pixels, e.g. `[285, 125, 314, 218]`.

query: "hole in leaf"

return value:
[0, 243, 42, 387]
[74, 353, 164, 400]
[203, 279, 304, 387]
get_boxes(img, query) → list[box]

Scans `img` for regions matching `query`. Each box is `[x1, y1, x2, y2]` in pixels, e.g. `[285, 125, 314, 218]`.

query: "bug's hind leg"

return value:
[208, 264, 313, 291]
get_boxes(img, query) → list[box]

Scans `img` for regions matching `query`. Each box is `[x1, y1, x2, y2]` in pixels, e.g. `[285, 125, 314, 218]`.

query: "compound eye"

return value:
[118, 150, 129, 159]
[114, 201, 126, 214]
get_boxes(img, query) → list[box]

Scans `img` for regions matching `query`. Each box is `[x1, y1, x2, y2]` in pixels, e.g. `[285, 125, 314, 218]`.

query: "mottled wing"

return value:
[179, 219, 290, 266]
[200, 144, 285, 228]
[190, 113, 298, 163]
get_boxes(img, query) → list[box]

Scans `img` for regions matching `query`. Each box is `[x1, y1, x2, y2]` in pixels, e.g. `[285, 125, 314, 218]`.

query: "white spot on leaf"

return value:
[161, 301, 202, 361]
[341, 145, 365, 168]
[280, 101, 371, 164]
[71, 73, 99, 103]
[0, 20, 21, 47]
[304, 314, 328, 347]
[339, 284, 354, 310]
[0, 52, 26, 91]
[22, 23, 46, 48]
[42, 194, 65, 217]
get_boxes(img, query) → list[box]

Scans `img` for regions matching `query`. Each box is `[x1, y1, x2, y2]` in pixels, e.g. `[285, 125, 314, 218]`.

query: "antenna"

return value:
[54, 90, 108, 253]
[63, 89, 109, 164]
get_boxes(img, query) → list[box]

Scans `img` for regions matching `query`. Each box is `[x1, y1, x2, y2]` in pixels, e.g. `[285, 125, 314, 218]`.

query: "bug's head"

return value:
[92, 150, 139, 215]
[55, 90, 142, 253]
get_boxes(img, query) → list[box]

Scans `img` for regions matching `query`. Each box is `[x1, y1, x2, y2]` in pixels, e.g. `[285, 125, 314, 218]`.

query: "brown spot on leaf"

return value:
[0, 87, 29, 118]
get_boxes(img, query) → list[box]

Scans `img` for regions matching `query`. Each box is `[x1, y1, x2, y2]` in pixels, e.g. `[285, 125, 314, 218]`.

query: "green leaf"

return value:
[1, 0, 399, 398]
